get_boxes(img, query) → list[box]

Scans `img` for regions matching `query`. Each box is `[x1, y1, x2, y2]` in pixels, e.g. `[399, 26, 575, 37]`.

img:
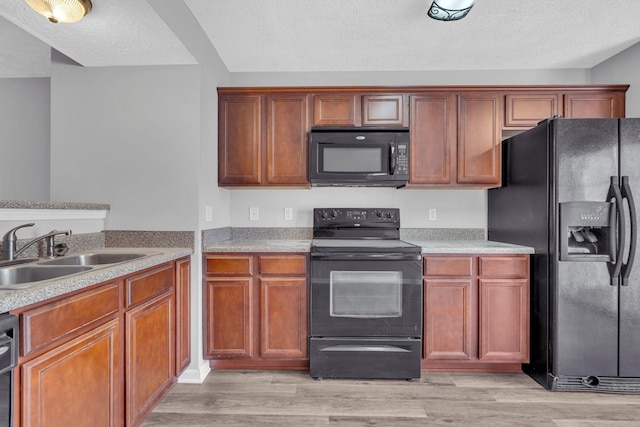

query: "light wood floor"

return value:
[142, 370, 640, 426]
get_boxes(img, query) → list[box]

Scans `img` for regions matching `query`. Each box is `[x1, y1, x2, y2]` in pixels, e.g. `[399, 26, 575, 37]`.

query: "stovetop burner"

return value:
[311, 208, 420, 256]
[311, 238, 420, 254]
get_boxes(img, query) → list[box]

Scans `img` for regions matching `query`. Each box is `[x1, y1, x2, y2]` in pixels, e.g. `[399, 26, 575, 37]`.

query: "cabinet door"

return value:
[424, 279, 474, 360]
[259, 277, 307, 358]
[312, 94, 360, 126]
[205, 278, 253, 358]
[457, 93, 501, 186]
[126, 293, 175, 427]
[175, 258, 191, 375]
[266, 94, 310, 185]
[504, 93, 561, 128]
[409, 94, 457, 185]
[362, 94, 407, 127]
[478, 279, 529, 362]
[218, 95, 263, 185]
[21, 319, 121, 427]
[564, 92, 625, 118]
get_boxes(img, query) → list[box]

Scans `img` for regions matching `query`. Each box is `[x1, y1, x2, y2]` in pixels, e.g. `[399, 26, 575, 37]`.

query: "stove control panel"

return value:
[314, 208, 399, 224]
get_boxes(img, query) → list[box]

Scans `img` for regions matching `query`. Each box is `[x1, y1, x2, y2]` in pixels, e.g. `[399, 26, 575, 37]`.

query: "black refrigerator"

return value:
[488, 117, 640, 393]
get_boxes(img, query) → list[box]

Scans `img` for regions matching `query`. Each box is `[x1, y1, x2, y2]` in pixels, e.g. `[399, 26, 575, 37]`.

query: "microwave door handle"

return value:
[389, 144, 396, 175]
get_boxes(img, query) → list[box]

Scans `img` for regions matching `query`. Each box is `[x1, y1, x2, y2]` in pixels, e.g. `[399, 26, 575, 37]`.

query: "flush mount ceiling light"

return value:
[25, 0, 92, 23]
[428, 0, 474, 21]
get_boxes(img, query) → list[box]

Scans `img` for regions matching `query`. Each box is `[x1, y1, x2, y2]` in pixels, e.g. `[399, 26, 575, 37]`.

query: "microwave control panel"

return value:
[396, 143, 409, 175]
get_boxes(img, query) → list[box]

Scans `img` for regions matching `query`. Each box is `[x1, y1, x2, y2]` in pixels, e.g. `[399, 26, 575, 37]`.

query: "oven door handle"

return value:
[311, 252, 420, 261]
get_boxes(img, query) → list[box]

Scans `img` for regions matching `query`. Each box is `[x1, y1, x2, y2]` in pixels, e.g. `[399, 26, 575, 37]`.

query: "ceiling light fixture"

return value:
[25, 0, 92, 24]
[428, 0, 474, 21]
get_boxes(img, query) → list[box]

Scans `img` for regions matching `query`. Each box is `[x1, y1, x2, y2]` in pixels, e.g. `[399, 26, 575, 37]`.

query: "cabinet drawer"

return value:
[126, 263, 174, 308]
[259, 255, 307, 275]
[424, 256, 473, 276]
[205, 255, 253, 276]
[21, 282, 120, 357]
[479, 256, 529, 278]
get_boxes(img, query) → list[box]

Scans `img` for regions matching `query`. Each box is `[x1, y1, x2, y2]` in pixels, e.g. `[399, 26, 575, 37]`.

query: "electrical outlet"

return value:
[205, 205, 213, 222]
[284, 207, 293, 221]
[249, 207, 259, 221]
[428, 208, 437, 221]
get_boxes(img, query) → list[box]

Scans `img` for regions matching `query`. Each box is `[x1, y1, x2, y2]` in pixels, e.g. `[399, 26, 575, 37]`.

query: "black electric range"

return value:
[309, 208, 423, 380]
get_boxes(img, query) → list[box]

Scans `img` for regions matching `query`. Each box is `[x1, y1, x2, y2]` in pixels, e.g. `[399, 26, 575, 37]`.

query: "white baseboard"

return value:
[177, 360, 211, 384]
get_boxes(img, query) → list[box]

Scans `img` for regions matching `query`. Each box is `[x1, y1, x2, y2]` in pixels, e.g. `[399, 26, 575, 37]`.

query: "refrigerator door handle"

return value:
[607, 177, 625, 286]
[621, 176, 636, 286]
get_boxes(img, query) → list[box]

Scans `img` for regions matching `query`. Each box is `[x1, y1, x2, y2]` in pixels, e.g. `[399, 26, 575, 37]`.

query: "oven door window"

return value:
[330, 271, 402, 318]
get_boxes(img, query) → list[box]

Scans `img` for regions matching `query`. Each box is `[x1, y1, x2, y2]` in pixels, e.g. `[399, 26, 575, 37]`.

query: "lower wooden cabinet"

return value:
[126, 293, 175, 427]
[423, 254, 529, 369]
[13, 256, 191, 427]
[204, 253, 308, 369]
[21, 319, 121, 427]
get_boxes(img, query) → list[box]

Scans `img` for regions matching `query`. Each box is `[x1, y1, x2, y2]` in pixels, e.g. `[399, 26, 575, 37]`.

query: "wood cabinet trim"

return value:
[205, 254, 253, 276]
[20, 282, 120, 358]
[479, 255, 529, 278]
[126, 263, 175, 308]
[219, 85, 630, 95]
[424, 256, 474, 276]
[175, 257, 191, 375]
[258, 254, 308, 276]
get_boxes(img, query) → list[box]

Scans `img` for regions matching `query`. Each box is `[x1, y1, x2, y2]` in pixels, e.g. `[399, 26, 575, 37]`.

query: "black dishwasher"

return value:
[0, 314, 18, 427]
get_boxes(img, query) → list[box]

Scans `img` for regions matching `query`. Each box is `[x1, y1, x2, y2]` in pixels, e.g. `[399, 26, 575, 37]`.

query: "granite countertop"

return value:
[204, 239, 533, 254]
[0, 247, 192, 313]
[407, 240, 535, 254]
[204, 239, 312, 253]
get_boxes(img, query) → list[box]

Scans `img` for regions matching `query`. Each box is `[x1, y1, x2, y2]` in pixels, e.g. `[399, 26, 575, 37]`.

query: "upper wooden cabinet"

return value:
[504, 93, 561, 128]
[409, 93, 457, 185]
[218, 85, 627, 188]
[457, 92, 502, 186]
[564, 91, 625, 119]
[218, 93, 310, 187]
[312, 93, 408, 127]
[504, 89, 626, 129]
[409, 92, 501, 187]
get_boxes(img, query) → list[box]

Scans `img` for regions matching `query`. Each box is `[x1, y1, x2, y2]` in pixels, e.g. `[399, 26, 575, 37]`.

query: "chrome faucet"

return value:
[2, 223, 72, 261]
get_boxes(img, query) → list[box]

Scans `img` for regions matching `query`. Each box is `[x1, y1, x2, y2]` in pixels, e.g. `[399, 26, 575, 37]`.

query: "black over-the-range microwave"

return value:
[308, 127, 410, 188]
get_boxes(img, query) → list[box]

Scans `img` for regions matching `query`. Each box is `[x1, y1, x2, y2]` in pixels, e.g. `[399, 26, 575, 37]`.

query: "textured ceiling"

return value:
[1, 0, 640, 77]
[185, 0, 640, 72]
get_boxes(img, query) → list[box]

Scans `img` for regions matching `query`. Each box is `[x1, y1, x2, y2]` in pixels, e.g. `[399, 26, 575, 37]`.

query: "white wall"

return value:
[49, 51, 200, 232]
[230, 188, 485, 229]
[592, 42, 640, 117]
[0, 77, 50, 201]
[230, 69, 592, 87]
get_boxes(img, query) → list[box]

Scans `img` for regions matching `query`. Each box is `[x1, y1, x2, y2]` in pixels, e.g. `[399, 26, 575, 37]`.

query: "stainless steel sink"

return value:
[0, 265, 92, 288]
[39, 253, 147, 266]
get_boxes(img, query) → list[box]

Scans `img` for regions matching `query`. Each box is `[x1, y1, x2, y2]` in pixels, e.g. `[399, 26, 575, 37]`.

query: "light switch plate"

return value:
[205, 205, 213, 222]
[428, 208, 437, 221]
[284, 207, 293, 221]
